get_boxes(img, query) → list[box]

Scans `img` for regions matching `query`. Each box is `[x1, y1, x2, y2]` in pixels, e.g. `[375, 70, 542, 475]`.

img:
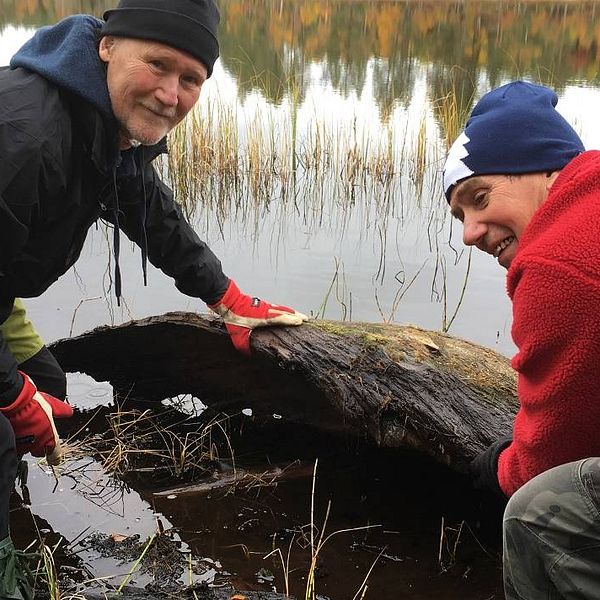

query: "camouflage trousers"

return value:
[503, 458, 600, 599]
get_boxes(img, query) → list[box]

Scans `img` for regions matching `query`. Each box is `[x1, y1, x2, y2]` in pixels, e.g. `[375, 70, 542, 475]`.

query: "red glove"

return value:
[0, 372, 73, 465]
[208, 280, 309, 354]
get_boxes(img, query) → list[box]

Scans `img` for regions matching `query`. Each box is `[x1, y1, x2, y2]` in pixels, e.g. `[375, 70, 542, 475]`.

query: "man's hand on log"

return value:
[209, 279, 309, 355]
[470, 436, 512, 498]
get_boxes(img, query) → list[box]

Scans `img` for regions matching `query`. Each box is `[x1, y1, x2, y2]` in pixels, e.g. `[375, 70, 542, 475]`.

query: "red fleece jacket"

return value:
[498, 150, 600, 496]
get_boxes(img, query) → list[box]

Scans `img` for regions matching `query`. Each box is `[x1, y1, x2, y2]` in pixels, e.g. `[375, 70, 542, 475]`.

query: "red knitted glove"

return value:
[208, 280, 309, 355]
[0, 372, 73, 465]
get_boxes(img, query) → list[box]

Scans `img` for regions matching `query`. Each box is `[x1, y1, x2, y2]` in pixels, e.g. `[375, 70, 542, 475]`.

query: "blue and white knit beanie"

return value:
[443, 81, 584, 201]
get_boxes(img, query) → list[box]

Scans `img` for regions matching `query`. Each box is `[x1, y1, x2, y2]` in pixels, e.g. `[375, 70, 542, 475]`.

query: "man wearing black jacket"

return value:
[0, 2, 307, 596]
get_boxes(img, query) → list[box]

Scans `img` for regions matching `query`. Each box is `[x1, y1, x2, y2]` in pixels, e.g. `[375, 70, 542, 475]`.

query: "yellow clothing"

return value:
[0, 300, 44, 364]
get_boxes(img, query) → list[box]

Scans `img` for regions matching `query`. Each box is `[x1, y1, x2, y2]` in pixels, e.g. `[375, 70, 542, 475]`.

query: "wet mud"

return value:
[10, 374, 505, 600]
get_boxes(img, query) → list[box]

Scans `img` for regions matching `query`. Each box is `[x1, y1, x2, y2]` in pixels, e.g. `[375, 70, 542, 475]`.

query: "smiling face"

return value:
[449, 172, 560, 269]
[98, 36, 208, 149]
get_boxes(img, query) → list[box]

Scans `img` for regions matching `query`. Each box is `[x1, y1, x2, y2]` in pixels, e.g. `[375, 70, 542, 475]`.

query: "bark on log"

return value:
[49, 313, 517, 470]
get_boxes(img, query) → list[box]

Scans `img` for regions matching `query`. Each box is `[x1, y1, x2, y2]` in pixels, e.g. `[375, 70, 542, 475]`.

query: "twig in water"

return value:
[117, 533, 157, 593]
[69, 297, 102, 337]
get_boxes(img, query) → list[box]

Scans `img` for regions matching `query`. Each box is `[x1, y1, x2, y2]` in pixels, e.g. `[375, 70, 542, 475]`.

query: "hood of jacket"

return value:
[10, 15, 113, 119]
[9, 15, 167, 171]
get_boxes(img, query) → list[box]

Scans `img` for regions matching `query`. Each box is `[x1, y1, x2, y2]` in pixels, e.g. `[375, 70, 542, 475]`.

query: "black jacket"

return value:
[0, 18, 229, 402]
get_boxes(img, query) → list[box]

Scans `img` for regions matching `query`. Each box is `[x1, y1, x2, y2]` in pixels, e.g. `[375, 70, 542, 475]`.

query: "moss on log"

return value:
[49, 313, 517, 471]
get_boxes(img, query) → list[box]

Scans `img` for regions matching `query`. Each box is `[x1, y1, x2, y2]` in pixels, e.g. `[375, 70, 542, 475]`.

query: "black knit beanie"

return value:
[101, 0, 220, 77]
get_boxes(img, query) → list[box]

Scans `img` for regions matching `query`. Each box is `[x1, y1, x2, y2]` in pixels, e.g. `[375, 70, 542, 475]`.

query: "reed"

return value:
[441, 247, 473, 333]
[64, 402, 235, 484]
[411, 114, 428, 197]
[314, 257, 351, 321]
[162, 85, 470, 330]
[368, 124, 395, 186]
[434, 85, 473, 152]
[163, 90, 444, 224]
[116, 534, 157, 593]
[40, 543, 60, 600]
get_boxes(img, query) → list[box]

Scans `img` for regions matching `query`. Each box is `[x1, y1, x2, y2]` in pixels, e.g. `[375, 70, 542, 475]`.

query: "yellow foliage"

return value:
[299, 3, 323, 27]
[373, 7, 403, 58]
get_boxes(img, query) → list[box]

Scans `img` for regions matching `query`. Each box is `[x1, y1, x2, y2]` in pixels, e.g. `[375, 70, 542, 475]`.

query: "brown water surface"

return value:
[9, 377, 505, 599]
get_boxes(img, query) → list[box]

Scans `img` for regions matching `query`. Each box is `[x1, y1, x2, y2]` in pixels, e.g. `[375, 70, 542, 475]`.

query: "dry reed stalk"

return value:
[411, 115, 428, 196]
[435, 87, 472, 152]
[62, 404, 235, 491]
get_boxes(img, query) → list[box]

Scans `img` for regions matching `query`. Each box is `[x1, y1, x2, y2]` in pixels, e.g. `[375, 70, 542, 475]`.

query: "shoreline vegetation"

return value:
[161, 85, 473, 331]
[163, 91, 445, 218]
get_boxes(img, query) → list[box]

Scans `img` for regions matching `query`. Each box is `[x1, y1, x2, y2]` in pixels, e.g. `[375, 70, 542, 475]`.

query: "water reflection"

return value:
[0, 1, 107, 25]
[220, 2, 600, 103]
[3, 2, 600, 95]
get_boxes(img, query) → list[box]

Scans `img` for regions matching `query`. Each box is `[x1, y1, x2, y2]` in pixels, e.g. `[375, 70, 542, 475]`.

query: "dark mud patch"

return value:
[82, 532, 187, 586]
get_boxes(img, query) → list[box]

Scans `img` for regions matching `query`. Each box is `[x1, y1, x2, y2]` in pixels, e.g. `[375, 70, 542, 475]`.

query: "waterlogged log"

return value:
[49, 312, 517, 470]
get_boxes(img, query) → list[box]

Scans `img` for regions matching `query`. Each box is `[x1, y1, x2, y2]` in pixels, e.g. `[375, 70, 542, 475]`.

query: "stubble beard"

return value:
[119, 120, 170, 149]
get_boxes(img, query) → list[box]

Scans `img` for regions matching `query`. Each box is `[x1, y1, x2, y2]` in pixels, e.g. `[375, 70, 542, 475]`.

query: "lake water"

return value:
[6, 0, 600, 357]
[3, 1, 600, 598]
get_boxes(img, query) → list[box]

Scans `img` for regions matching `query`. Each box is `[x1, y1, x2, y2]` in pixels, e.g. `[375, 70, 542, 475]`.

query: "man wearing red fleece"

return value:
[444, 81, 600, 599]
